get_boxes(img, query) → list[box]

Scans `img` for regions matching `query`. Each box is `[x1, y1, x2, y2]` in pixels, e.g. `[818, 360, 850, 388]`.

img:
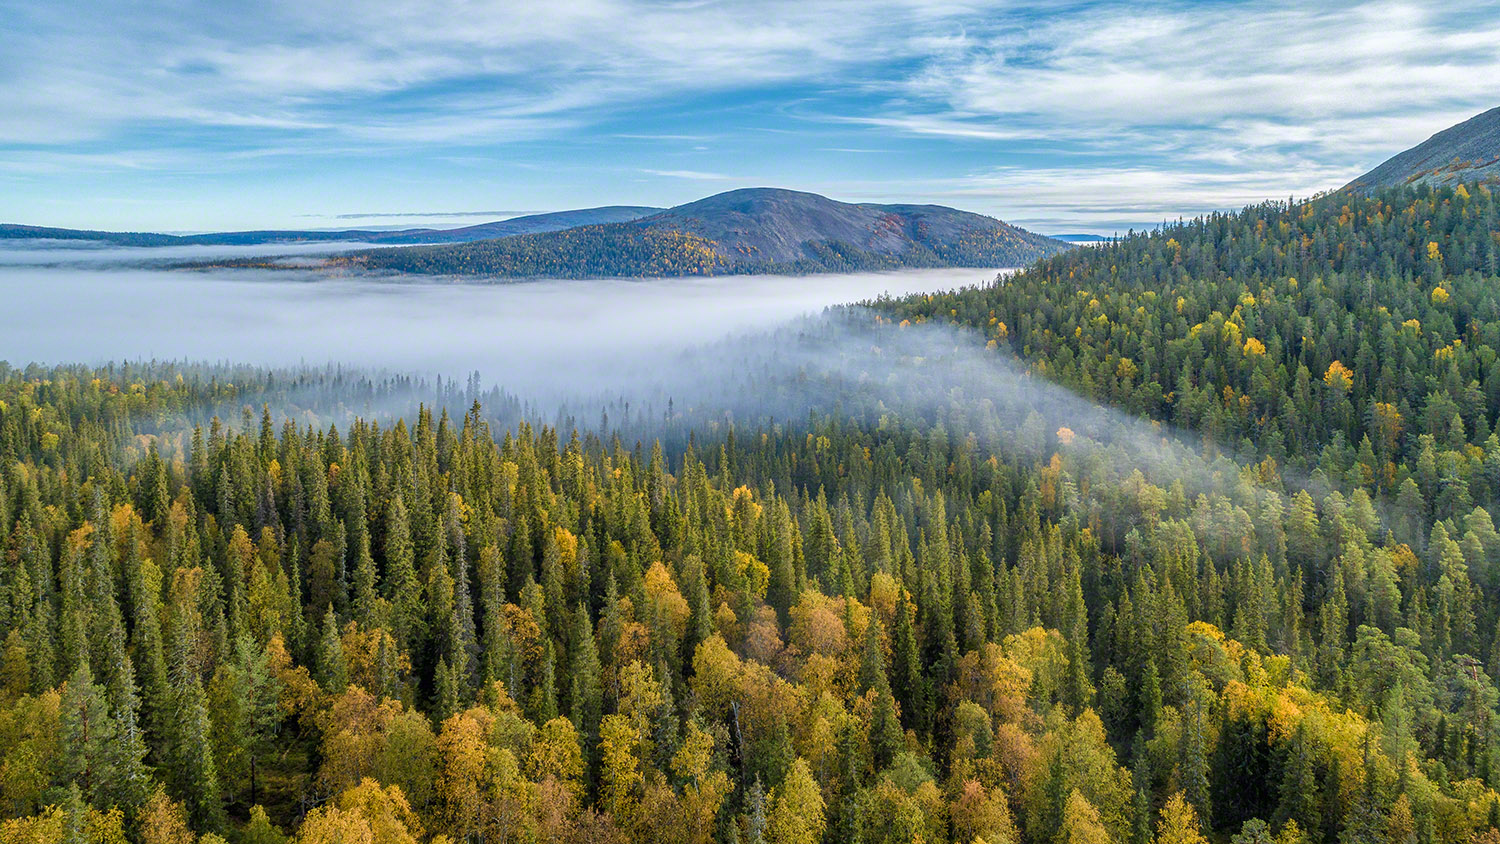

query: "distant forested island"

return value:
[330, 188, 1068, 277]
[9, 108, 1500, 844]
[3, 188, 1069, 278]
[0, 206, 664, 248]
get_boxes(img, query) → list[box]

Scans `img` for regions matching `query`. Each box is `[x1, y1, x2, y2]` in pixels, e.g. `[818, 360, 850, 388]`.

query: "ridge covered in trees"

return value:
[885, 182, 1500, 514]
[1346, 107, 1500, 192]
[5, 181, 1500, 844]
[331, 188, 1068, 278]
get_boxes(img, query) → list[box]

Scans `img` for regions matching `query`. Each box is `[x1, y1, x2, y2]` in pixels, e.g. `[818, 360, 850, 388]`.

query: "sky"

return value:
[2, 0, 1498, 236]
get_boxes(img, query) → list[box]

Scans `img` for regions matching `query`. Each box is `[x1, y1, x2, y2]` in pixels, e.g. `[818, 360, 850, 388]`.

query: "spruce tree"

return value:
[168, 676, 225, 832]
[315, 607, 348, 692]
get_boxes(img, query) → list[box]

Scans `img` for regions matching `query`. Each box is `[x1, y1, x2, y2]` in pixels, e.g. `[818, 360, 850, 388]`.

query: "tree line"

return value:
[5, 182, 1500, 844]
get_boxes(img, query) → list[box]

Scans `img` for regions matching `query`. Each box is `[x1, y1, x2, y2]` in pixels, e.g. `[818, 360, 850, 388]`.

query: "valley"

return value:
[3, 11, 1500, 844]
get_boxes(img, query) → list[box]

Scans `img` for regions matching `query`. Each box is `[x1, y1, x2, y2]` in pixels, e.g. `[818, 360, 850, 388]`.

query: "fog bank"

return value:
[0, 239, 384, 267]
[0, 248, 1306, 525]
[0, 256, 998, 399]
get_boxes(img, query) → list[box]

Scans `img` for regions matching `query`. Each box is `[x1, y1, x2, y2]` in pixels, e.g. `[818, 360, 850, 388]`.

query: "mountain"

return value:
[0, 222, 415, 247]
[1346, 105, 1500, 191]
[371, 206, 663, 243]
[0, 205, 664, 247]
[339, 187, 1068, 277]
[883, 179, 1500, 478]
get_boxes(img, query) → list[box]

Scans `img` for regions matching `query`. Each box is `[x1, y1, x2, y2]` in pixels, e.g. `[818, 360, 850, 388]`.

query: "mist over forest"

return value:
[4, 251, 1207, 493]
[0, 250, 994, 394]
[0, 239, 384, 268]
[4, 18, 1500, 843]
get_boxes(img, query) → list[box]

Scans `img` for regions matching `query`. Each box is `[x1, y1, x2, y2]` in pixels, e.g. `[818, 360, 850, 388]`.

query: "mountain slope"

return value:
[372, 206, 663, 243]
[0, 222, 416, 247]
[882, 181, 1500, 481]
[1346, 105, 1500, 191]
[0, 206, 664, 247]
[341, 187, 1068, 277]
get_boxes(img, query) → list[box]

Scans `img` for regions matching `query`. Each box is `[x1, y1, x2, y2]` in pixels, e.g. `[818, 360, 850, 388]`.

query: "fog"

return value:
[0, 239, 383, 267]
[0, 244, 1313, 524]
[0, 254, 997, 400]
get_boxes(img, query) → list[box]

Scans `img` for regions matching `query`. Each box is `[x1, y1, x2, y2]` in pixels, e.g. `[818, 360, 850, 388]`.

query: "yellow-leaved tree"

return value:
[767, 757, 825, 844]
[1155, 792, 1207, 844]
[672, 721, 733, 844]
[1061, 789, 1112, 844]
[295, 778, 421, 844]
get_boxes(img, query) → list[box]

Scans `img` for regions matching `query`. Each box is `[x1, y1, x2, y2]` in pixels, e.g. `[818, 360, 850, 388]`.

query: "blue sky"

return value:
[2, 0, 1498, 236]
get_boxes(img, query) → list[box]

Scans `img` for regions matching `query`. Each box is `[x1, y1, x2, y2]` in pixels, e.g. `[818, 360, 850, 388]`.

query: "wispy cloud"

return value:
[0, 0, 963, 146]
[932, 162, 1369, 233]
[311, 210, 532, 220]
[870, 2, 1500, 164]
[639, 169, 739, 181]
[1, 0, 1497, 231]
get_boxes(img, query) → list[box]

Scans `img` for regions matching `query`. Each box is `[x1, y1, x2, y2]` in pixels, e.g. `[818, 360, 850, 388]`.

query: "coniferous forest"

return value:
[8, 180, 1500, 844]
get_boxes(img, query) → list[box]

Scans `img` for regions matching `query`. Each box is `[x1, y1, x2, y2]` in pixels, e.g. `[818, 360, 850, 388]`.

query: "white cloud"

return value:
[639, 169, 740, 181]
[881, 2, 1500, 159]
[932, 162, 1369, 233]
[2, 0, 1498, 231]
[0, 0, 992, 146]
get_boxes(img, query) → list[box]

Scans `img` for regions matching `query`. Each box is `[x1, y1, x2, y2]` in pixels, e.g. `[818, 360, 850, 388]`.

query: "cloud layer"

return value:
[2, 0, 1497, 232]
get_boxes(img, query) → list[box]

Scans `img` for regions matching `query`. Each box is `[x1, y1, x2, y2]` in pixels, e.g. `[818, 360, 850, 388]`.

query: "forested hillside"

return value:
[0, 207, 664, 248]
[7, 182, 1500, 844]
[1347, 108, 1500, 192]
[337, 189, 1067, 278]
[885, 182, 1500, 511]
[338, 224, 733, 278]
[4, 320, 1500, 844]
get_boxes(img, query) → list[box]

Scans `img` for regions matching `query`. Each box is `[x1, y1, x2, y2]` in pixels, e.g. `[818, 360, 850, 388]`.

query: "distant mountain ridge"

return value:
[340, 187, 1068, 277]
[1346, 106, 1500, 191]
[371, 206, 664, 243]
[0, 205, 665, 247]
[0, 222, 403, 247]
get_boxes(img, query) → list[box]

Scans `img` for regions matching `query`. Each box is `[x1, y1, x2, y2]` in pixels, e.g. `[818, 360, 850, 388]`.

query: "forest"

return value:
[5, 181, 1500, 844]
[332, 219, 1059, 278]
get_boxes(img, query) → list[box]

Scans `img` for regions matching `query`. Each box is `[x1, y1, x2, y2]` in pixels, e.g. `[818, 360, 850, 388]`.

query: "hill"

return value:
[882, 181, 1500, 488]
[0, 206, 664, 248]
[339, 187, 1067, 277]
[371, 205, 663, 243]
[14, 180, 1500, 844]
[0, 222, 413, 247]
[1346, 105, 1500, 191]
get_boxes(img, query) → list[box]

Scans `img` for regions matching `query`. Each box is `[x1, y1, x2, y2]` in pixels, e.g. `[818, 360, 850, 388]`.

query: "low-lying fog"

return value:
[0, 244, 1303, 517]
[0, 251, 1000, 399]
[0, 238, 385, 267]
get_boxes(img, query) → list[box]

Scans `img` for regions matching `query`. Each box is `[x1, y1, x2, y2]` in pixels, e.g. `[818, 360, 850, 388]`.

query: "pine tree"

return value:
[105, 654, 151, 811]
[1276, 724, 1321, 837]
[60, 662, 124, 809]
[891, 589, 926, 734]
[570, 604, 604, 761]
[1179, 683, 1211, 826]
[351, 528, 379, 628]
[1063, 563, 1095, 713]
[1132, 736, 1154, 844]
[316, 607, 348, 691]
[384, 496, 424, 650]
[434, 656, 460, 722]
[167, 677, 224, 831]
[859, 614, 903, 768]
[747, 775, 768, 844]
